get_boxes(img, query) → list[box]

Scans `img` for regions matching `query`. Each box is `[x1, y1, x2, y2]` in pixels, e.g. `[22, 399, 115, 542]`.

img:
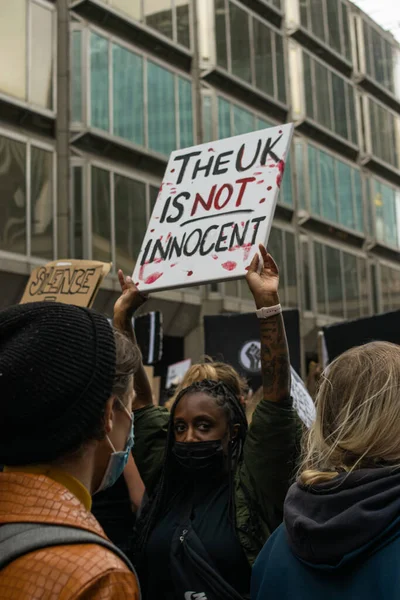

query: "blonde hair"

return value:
[300, 341, 400, 487]
[164, 358, 248, 411]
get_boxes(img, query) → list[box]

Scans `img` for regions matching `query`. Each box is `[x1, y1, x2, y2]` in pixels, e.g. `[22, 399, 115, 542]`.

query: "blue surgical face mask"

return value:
[95, 402, 134, 494]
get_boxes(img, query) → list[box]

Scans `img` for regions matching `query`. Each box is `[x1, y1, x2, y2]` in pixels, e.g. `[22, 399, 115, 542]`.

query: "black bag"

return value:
[0, 521, 140, 596]
[170, 504, 249, 600]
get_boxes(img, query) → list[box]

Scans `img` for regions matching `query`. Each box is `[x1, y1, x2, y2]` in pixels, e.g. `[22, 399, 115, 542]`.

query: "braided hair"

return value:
[134, 379, 248, 561]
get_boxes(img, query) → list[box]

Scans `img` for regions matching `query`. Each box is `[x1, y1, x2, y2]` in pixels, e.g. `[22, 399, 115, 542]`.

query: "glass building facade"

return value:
[1, 0, 400, 366]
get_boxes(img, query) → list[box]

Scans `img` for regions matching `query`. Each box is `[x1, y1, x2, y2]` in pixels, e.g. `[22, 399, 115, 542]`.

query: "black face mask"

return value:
[172, 440, 225, 471]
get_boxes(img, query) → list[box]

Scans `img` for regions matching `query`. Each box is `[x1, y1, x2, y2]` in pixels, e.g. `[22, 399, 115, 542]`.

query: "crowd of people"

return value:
[0, 243, 398, 599]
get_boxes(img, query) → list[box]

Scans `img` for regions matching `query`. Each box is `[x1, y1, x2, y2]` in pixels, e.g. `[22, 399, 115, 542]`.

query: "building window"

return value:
[312, 241, 369, 318]
[366, 96, 400, 169]
[362, 19, 398, 96]
[296, 140, 364, 233]
[381, 264, 400, 312]
[266, 228, 298, 307]
[90, 165, 159, 271]
[71, 31, 83, 122]
[215, 0, 286, 104]
[372, 177, 400, 249]
[104, 0, 191, 48]
[299, 0, 351, 61]
[302, 51, 357, 145]
[212, 95, 293, 207]
[0, 0, 55, 111]
[30, 146, 54, 260]
[0, 132, 55, 259]
[82, 32, 194, 156]
[71, 166, 83, 259]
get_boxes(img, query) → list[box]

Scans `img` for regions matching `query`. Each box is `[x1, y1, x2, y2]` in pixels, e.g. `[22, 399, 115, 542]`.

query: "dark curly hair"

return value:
[134, 379, 248, 564]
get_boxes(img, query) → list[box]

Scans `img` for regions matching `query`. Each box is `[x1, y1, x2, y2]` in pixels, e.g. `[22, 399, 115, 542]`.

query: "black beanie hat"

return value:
[0, 302, 116, 465]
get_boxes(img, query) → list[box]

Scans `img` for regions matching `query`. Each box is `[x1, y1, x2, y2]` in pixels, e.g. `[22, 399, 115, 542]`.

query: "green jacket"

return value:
[133, 398, 298, 565]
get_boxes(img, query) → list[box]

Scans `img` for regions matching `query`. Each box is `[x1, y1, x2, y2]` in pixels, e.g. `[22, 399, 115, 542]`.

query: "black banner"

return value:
[323, 309, 400, 363]
[109, 311, 163, 365]
[204, 309, 300, 390]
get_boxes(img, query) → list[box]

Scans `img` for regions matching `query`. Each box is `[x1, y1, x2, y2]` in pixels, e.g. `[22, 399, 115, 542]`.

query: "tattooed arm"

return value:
[113, 270, 154, 409]
[241, 245, 296, 530]
[245, 244, 291, 402]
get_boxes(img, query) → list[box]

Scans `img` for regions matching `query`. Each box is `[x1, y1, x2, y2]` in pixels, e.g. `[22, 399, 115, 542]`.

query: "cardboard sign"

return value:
[290, 367, 316, 428]
[20, 260, 111, 307]
[166, 358, 192, 389]
[133, 123, 294, 292]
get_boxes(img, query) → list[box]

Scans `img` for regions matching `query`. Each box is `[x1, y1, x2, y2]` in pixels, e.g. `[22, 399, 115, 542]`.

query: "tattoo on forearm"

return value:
[260, 315, 290, 403]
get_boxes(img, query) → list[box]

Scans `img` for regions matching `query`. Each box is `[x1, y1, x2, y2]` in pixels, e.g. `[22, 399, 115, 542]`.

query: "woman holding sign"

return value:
[115, 245, 297, 600]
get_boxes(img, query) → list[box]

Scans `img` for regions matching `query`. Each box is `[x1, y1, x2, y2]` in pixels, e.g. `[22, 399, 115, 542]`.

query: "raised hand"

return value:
[245, 244, 280, 309]
[113, 270, 148, 322]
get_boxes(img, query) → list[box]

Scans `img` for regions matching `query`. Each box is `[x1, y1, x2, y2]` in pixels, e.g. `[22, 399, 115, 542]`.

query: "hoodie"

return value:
[252, 467, 400, 599]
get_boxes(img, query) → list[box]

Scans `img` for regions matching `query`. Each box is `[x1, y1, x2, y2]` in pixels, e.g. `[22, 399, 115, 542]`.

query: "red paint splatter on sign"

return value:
[269, 163, 276, 168]
[144, 272, 163, 285]
[276, 159, 285, 188]
[153, 258, 163, 264]
[166, 232, 172, 241]
[159, 236, 163, 241]
[187, 270, 193, 276]
[241, 221, 245, 227]
[267, 186, 272, 191]
[171, 168, 175, 173]
[242, 243, 252, 261]
[279, 129, 282, 134]
[222, 261, 237, 271]
[257, 180, 264, 184]
[208, 148, 215, 152]
[259, 198, 266, 204]
[254, 172, 262, 175]
[170, 263, 177, 267]
[139, 261, 149, 281]
[212, 255, 218, 260]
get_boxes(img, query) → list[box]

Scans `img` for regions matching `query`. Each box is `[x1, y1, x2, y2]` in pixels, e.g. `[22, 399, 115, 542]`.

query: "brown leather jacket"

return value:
[0, 472, 140, 599]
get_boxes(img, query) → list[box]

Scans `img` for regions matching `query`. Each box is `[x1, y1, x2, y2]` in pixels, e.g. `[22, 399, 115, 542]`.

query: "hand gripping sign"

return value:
[133, 123, 294, 292]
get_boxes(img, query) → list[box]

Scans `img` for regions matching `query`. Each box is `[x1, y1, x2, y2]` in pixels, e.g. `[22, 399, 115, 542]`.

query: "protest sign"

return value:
[133, 123, 294, 292]
[166, 358, 192, 389]
[290, 367, 316, 428]
[20, 260, 111, 308]
[322, 309, 400, 363]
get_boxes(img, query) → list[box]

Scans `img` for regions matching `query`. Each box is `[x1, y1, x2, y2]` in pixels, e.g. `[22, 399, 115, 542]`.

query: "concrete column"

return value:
[56, 0, 70, 258]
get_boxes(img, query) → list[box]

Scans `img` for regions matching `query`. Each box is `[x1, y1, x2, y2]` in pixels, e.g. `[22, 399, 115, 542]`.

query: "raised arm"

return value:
[113, 270, 153, 409]
[245, 244, 290, 403]
[241, 245, 296, 531]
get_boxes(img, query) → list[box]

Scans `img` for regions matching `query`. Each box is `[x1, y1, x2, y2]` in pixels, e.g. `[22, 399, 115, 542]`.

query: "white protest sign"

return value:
[133, 124, 294, 292]
[166, 358, 192, 389]
[290, 367, 316, 428]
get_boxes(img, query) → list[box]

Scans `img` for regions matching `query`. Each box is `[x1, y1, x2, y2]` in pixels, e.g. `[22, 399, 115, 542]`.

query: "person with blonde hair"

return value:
[164, 360, 249, 412]
[252, 340, 400, 599]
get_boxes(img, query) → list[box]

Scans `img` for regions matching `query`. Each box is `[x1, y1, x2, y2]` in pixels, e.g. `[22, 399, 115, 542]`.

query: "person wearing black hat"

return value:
[0, 301, 141, 599]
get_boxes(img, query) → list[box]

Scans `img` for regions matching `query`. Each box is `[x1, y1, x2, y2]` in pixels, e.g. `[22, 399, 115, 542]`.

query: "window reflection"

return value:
[113, 44, 144, 145]
[147, 61, 176, 155]
[215, 0, 228, 70]
[92, 167, 111, 262]
[314, 242, 326, 314]
[0, 136, 26, 255]
[229, 3, 251, 83]
[325, 245, 343, 317]
[285, 232, 297, 307]
[343, 252, 359, 319]
[254, 19, 274, 98]
[30, 147, 53, 259]
[115, 175, 146, 274]
[144, 0, 173, 40]
[90, 34, 109, 132]
[176, 0, 190, 48]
